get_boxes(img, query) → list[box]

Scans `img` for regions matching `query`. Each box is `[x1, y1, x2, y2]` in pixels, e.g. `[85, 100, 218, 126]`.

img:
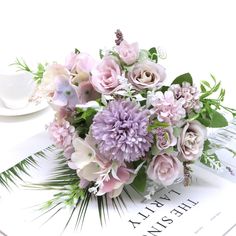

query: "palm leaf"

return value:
[26, 151, 135, 232]
[0, 145, 55, 190]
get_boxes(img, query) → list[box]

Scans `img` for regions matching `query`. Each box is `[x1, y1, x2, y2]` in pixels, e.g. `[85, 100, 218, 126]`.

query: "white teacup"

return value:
[0, 72, 36, 109]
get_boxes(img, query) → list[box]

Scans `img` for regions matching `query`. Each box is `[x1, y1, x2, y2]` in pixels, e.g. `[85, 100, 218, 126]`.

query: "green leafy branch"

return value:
[197, 75, 236, 127]
[10, 58, 47, 84]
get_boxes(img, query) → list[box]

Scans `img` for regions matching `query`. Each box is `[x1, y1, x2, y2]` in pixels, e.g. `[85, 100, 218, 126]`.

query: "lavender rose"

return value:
[116, 40, 139, 65]
[90, 56, 121, 94]
[147, 153, 181, 186]
[177, 121, 207, 161]
[128, 61, 166, 90]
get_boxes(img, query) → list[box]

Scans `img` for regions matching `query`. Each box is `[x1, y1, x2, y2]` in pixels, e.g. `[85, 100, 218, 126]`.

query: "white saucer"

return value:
[0, 98, 48, 116]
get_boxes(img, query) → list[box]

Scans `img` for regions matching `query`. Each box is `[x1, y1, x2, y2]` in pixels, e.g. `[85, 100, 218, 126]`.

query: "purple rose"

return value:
[90, 56, 121, 94]
[147, 153, 181, 186]
[128, 61, 166, 90]
[177, 121, 207, 161]
[116, 40, 139, 65]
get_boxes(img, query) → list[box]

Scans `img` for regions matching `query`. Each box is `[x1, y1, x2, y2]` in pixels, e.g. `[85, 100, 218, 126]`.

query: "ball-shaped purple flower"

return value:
[91, 100, 153, 162]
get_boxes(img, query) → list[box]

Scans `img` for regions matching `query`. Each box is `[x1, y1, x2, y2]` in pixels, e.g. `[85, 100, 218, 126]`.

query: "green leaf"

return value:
[197, 107, 228, 128]
[99, 49, 104, 59]
[210, 73, 217, 83]
[75, 48, 80, 54]
[201, 80, 211, 88]
[73, 108, 97, 138]
[208, 110, 228, 128]
[131, 167, 147, 193]
[37, 63, 45, 72]
[187, 112, 200, 121]
[148, 120, 169, 132]
[200, 140, 221, 169]
[148, 47, 158, 63]
[171, 73, 193, 86]
[200, 84, 207, 93]
[160, 85, 169, 93]
[139, 49, 149, 61]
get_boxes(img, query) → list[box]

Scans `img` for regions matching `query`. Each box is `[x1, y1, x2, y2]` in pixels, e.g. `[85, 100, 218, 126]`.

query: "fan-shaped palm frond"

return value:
[26, 152, 135, 232]
[0, 145, 55, 190]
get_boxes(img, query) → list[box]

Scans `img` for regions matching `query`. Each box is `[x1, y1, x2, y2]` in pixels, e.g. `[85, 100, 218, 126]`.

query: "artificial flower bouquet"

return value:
[2, 30, 236, 228]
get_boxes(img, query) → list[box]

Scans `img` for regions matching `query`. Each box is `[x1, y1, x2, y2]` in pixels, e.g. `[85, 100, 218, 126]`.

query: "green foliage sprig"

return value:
[10, 58, 47, 84]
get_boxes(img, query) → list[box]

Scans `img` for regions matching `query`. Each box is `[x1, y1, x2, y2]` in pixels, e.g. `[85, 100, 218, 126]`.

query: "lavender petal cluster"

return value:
[91, 100, 153, 162]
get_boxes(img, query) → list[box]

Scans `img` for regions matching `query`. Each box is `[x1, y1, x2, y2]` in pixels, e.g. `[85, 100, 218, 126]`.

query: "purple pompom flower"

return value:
[91, 100, 153, 162]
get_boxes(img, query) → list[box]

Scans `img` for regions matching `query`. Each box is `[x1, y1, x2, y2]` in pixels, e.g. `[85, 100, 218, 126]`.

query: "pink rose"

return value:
[90, 56, 121, 94]
[128, 61, 166, 90]
[65, 52, 96, 83]
[177, 121, 207, 161]
[147, 153, 181, 186]
[116, 40, 139, 65]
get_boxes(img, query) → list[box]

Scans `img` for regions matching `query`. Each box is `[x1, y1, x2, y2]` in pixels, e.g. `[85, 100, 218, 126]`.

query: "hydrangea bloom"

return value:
[170, 82, 202, 113]
[52, 76, 79, 109]
[91, 100, 153, 162]
[48, 119, 75, 149]
[151, 91, 186, 125]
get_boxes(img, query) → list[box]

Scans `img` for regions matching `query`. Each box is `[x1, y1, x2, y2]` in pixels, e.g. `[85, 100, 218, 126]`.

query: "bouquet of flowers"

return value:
[1, 30, 236, 229]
